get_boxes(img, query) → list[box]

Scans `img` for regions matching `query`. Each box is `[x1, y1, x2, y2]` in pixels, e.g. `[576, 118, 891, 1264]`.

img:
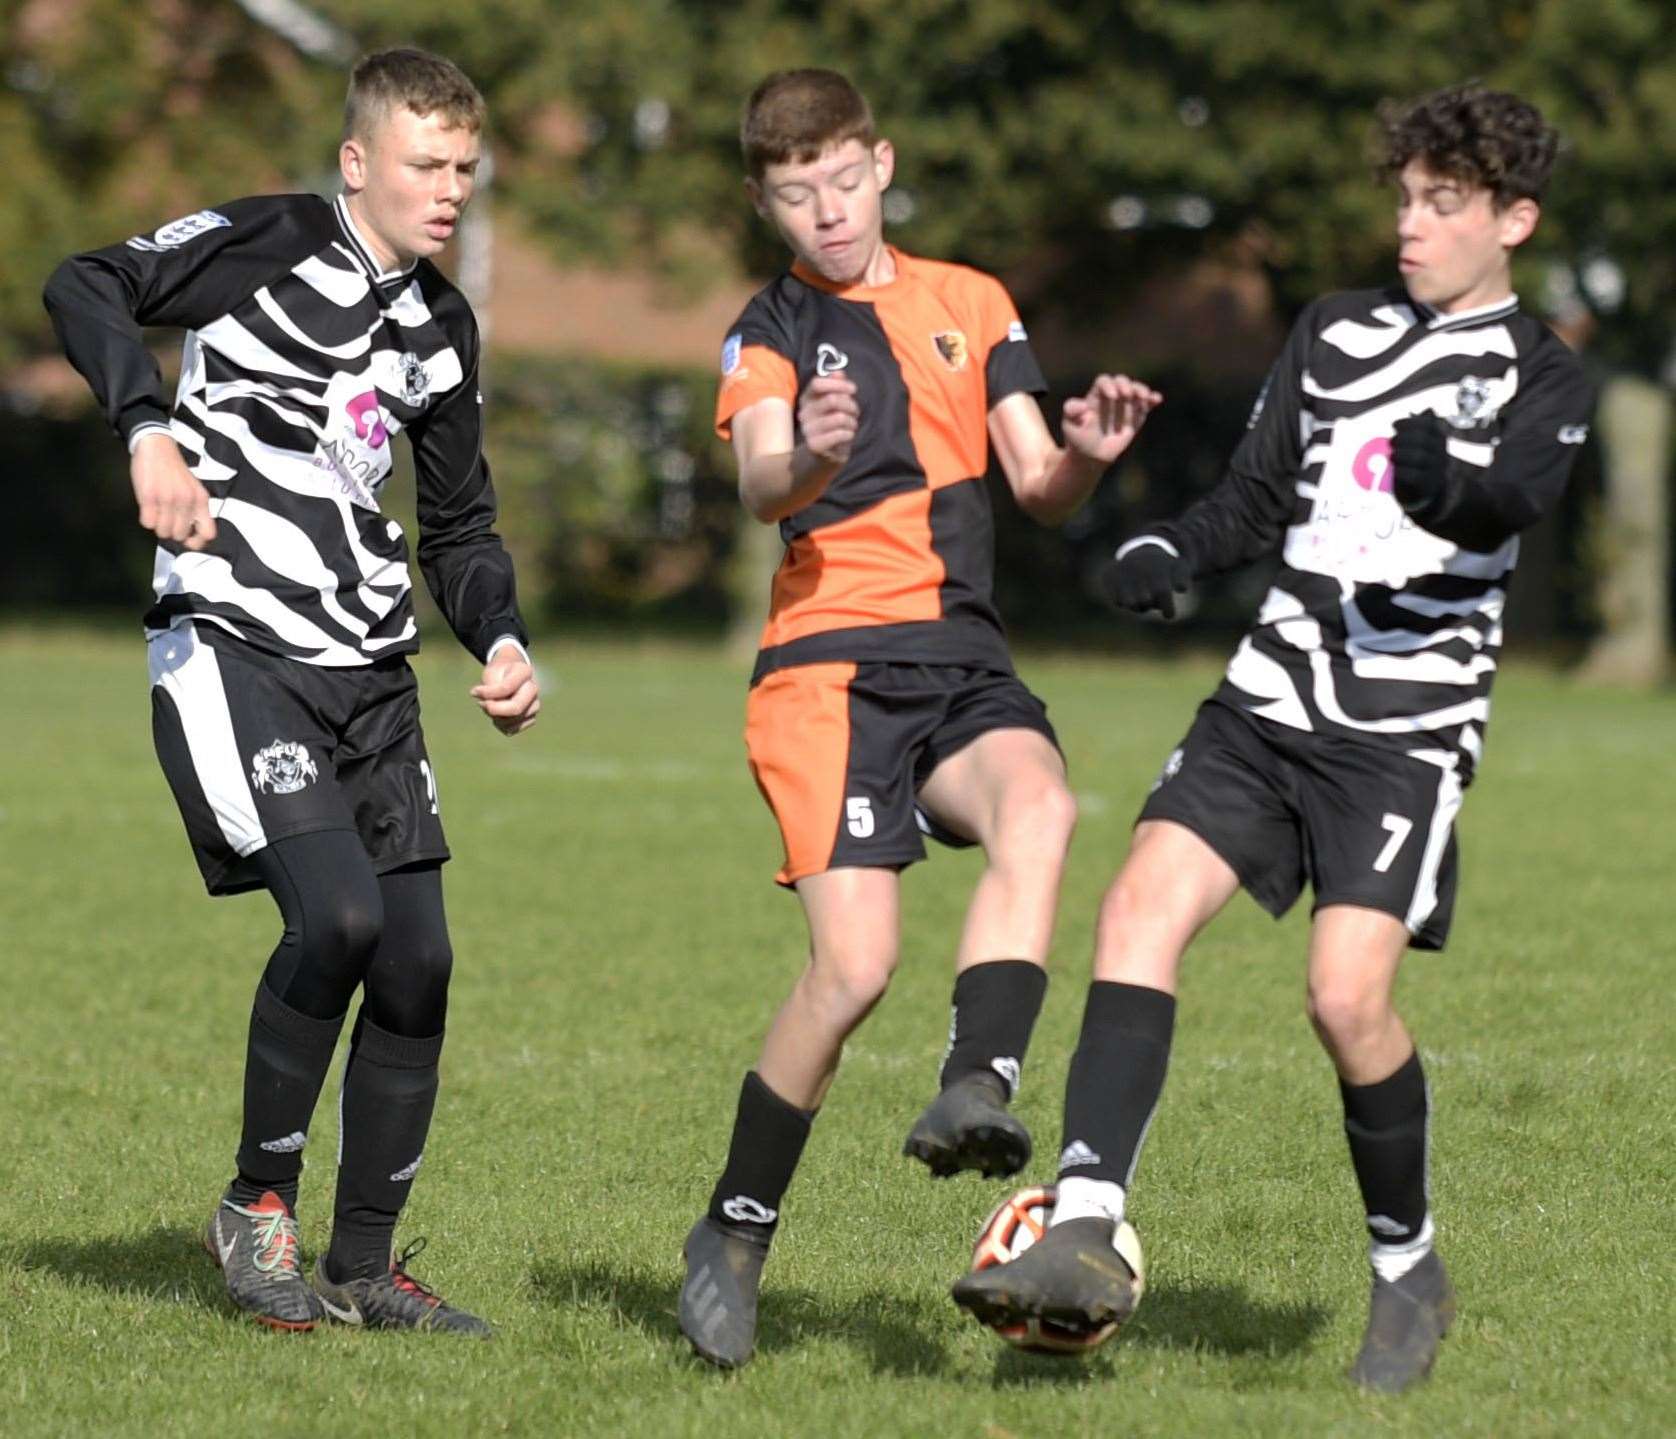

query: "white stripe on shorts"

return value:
[147, 623, 268, 858]
[1403, 748, 1464, 934]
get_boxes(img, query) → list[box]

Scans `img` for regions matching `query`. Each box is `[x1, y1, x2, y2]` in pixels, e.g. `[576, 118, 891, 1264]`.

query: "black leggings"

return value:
[251, 831, 452, 1037]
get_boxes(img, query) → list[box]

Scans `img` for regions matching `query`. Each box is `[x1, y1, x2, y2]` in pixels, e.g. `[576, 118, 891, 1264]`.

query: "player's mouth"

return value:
[425, 217, 457, 240]
[1398, 256, 1423, 274]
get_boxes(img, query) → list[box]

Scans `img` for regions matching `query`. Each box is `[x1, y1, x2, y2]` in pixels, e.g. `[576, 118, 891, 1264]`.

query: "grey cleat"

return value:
[903, 1072, 1032, 1179]
[952, 1216, 1138, 1335]
[679, 1216, 770, 1369]
[310, 1239, 494, 1338]
[1349, 1249, 1455, 1392]
[204, 1188, 324, 1331]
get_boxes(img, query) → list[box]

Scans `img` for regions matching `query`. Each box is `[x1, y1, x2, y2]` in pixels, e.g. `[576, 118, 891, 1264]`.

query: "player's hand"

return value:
[797, 375, 860, 469]
[470, 647, 541, 736]
[1111, 538, 1192, 619]
[131, 430, 217, 550]
[1390, 412, 1450, 509]
[1062, 374, 1162, 466]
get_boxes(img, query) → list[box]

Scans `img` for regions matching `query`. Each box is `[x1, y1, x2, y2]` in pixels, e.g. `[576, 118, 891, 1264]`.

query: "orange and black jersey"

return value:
[716, 248, 1047, 681]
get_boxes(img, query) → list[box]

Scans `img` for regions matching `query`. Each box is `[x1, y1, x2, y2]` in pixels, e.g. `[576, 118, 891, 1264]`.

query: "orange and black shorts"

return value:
[744, 661, 1060, 886]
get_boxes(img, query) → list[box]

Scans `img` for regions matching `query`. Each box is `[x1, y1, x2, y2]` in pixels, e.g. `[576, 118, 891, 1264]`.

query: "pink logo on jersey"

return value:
[347, 390, 389, 449]
[1351, 435, 1394, 492]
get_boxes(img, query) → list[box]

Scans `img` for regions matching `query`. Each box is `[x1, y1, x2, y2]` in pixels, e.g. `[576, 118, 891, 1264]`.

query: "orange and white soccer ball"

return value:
[968, 1184, 1145, 1355]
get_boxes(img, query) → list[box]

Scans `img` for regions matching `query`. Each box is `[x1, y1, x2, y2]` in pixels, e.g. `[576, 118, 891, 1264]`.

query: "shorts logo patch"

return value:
[125, 208, 232, 253]
[815, 342, 849, 376]
[1151, 746, 1184, 793]
[1556, 423, 1589, 445]
[251, 739, 318, 795]
[932, 330, 969, 371]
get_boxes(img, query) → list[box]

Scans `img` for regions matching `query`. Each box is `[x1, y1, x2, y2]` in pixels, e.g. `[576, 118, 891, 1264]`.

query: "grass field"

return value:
[2, 627, 1672, 1438]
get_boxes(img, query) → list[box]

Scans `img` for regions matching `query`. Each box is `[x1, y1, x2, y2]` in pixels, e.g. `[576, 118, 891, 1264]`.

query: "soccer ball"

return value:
[968, 1184, 1145, 1355]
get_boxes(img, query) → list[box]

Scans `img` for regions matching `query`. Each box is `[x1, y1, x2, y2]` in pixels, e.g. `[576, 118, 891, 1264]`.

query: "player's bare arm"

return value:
[732, 374, 860, 523]
[470, 644, 540, 735]
[988, 375, 1161, 526]
[129, 430, 218, 550]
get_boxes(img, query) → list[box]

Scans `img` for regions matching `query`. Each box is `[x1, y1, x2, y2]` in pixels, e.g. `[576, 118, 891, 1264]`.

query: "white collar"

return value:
[333, 195, 418, 285]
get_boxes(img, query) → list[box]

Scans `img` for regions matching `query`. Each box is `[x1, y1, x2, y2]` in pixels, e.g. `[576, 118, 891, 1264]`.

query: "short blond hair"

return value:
[343, 47, 486, 143]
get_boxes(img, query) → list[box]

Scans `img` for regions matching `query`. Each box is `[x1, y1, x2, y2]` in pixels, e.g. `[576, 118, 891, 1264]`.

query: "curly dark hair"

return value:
[1380, 83, 1559, 207]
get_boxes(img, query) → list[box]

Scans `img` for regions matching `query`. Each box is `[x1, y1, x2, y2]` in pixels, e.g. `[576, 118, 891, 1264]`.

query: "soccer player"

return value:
[42, 48, 539, 1337]
[951, 84, 1593, 1392]
[677, 68, 1161, 1369]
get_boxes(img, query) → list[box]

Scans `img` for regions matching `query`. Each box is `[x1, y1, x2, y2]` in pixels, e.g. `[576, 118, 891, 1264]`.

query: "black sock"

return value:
[939, 959, 1048, 1099]
[327, 1013, 443, 1281]
[1340, 1048, 1430, 1246]
[706, 1071, 814, 1241]
[230, 981, 346, 1212]
[1058, 981, 1176, 1188]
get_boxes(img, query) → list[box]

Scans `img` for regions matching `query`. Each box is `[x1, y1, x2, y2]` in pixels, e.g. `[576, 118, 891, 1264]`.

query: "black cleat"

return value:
[204, 1188, 323, 1331]
[903, 1073, 1031, 1179]
[1349, 1249, 1455, 1392]
[678, 1216, 770, 1369]
[952, 1216, 1138, 1335]
[311, 1239, 494, 1338]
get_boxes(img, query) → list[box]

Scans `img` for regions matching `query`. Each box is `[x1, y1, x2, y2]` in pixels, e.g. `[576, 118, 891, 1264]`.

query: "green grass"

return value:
[1, 627, 1672, 1437]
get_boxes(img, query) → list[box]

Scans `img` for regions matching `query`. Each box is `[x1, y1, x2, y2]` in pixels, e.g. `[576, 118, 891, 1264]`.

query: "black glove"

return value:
[1390, 412, 1450, 510]
[1111, 538, 1193, 619]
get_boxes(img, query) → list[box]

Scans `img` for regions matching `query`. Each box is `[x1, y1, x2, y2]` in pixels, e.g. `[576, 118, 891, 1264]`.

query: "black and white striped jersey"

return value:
[44, 193, 527, 666]
[1151, 286, 1592, 778]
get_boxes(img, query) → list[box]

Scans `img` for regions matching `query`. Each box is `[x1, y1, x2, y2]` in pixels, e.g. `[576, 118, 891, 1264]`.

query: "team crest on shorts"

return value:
[251, 739, 318, 795]
[933, 330, 969, 371]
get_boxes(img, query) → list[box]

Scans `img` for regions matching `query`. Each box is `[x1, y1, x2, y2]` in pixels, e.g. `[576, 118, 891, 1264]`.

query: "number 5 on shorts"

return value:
[846, 796, 875, 839]
[1373, 812, 1413, 873]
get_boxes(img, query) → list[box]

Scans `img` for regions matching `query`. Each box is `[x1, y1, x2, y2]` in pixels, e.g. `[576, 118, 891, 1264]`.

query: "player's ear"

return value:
[340, 137, 368, 193]
[1497, 196, 1539, 250]
[872, 139, 895, 191]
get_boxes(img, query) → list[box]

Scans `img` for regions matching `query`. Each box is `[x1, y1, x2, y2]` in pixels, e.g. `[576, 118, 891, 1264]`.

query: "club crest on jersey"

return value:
[933, 330, 969, 371]
[1447, 375, 1500, 430]
[126, 209, 231, 253]
[397, 352, 429, 406]
[816, 342, 849, 376]
[251, 740, 318, 796]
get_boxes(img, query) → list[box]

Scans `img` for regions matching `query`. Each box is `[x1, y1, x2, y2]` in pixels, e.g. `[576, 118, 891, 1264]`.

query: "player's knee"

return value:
[309, 884, 384, 971]
[992, 776, 1078, 865]
[807, 936, 898, 1018]
[1305, 977, 1389, 1049]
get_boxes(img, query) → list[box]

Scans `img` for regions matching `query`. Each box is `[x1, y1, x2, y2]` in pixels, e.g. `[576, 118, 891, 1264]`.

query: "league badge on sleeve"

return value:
[721, 333, 743, 376]
[126, 209, 232, 253]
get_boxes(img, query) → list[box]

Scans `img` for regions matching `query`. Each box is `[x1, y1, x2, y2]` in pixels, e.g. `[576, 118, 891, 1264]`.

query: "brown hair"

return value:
[343, 47, 486, 143]
[1380, 83, 1559, 207]
[742, 69, 875, 180]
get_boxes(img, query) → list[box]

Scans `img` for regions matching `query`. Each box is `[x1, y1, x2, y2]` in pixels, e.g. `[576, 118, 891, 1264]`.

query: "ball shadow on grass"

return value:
[985, 1279, 1332, 1388]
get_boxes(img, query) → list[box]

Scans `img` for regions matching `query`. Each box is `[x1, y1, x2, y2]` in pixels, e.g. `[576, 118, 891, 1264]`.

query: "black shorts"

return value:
[744, 661, 1060, 885]
[148, 623, 449, 896]
[1139, 700, 1464, 949]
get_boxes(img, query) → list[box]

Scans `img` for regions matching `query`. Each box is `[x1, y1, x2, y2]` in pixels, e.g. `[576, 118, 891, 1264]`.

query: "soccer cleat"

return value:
[903, 1072, 1032, 1179]
[310, 1239, 494, 1338]
[951, 1215, 1139, 1337]
[203, 1188, 323, 1331]
[679, 1215, 770, 1369]
[1348, 1249, 1456, 1392]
